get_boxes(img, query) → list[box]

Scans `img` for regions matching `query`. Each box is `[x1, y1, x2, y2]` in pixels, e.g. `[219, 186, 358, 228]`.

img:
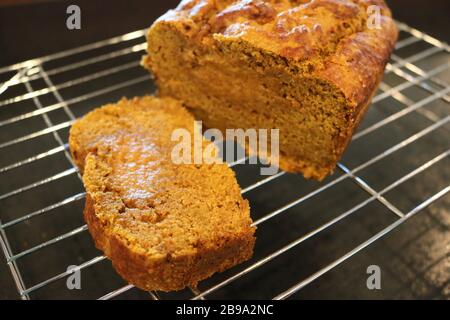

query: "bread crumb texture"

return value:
[144, 0, 398, 180]
[69, 96, 255, 291]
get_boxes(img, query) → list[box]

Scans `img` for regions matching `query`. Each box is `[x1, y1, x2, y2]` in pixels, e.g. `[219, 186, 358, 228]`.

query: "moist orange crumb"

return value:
[143, 0, 398, 180]
[69, 96, 255, 291]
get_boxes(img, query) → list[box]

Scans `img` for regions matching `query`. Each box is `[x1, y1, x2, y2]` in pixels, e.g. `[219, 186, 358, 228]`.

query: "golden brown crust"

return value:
[144, 0, 398, 180]
[84, 193, 255, 291]
[70, 96, 255, 291]
[317, 14, 398, 108]
[153, 0, 398, 109]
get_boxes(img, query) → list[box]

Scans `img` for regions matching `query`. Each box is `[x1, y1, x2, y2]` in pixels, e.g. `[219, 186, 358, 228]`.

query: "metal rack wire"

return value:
[0, 21, 449, 300]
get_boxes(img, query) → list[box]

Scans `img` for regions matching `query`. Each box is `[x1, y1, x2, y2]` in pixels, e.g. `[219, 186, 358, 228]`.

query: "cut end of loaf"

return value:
[144, 0, 398, 180]
[145, 23, 352, 181]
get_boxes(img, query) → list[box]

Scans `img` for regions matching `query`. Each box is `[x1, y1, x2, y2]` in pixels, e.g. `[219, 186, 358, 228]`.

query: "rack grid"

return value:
[0, 20, 449, 300]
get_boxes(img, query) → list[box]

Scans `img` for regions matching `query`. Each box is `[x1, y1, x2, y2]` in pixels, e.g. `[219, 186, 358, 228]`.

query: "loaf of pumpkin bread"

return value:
[69, 96, 255, 291]
[143, 0, 398, 180]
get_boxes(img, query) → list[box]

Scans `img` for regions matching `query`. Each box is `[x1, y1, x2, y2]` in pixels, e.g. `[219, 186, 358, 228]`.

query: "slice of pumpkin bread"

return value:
[143, 0, 398, 180]
[69, 96, 255, 291]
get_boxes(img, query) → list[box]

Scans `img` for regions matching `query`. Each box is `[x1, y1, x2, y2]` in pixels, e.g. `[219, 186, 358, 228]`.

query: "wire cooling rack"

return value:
[0, 21, 449, 300]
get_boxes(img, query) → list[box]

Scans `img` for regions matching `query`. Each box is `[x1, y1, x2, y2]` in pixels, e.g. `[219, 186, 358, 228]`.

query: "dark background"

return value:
[0, 0, 449, 67]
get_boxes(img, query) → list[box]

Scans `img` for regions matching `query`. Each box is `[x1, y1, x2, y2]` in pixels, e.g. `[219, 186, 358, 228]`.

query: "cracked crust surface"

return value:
[69, 96, 255, 291]
[150, 0, 397, 107]
[144, 0, 398, 180]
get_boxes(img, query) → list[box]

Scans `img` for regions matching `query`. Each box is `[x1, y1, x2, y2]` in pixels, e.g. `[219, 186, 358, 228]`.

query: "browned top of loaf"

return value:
[69, 96, 254, 259]
[150, 0, 398, 107]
